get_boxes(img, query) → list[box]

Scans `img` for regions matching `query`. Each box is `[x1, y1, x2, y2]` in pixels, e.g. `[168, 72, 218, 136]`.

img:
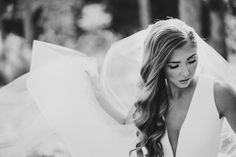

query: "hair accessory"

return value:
[188, 31, 196, 44]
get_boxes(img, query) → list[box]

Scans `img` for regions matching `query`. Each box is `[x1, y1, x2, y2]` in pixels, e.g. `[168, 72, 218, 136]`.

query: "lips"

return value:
[179, 78, 190, 83]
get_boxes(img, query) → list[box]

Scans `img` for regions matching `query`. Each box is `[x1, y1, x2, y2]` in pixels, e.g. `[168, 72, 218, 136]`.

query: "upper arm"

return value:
[214, 80, 236, 133]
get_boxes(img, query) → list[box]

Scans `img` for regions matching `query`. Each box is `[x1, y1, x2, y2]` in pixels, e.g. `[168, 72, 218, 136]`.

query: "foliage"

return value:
[0, 33, 31, 84]
[106, 0, 140, 36]
[77, 3, 112, 31]
[226, 13, 236, 54]
[75, 3, 120, 70]
[150, 0, 178, 20]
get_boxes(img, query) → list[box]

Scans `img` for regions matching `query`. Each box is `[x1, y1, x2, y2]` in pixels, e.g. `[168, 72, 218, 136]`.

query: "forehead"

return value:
[168, 42, 197, 61]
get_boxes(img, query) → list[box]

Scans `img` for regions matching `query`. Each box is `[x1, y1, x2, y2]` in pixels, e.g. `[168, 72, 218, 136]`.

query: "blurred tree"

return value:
[17, 0, 83, 47]
[0, 0, 4, 33]
[179, 0, 202, 35]
[0, 0, 24, 39]
[106, 0, 140, 36]
[138, 0, 151, 28]
[77, 3, 112, 31]
[150, 0, 178, 20]
[76, 3, 120, 70]
[225, 3, 236, 54]
[228, 0, 236, 15]
[0, 33, 31, 83]
[0, 0, 29, 85]
[31, 6, 44, 40]
[179, 0, 228, 59]
[106, 0, 178, 36]
[20, 0, 33, 44]
[207, 0, 228, 59]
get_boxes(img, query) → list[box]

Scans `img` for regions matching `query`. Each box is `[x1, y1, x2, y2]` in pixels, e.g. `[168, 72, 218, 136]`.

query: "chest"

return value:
[165, 96, 193, 155]
[166, 97, 192, 128]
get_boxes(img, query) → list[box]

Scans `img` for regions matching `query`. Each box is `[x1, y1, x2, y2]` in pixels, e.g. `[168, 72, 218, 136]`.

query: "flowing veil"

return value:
[0, 40, 137, 156]
[100, 25, 236, 156]
[0, 23, 235, 157]
[28, 41, 138, 156]
[0, 73, 54, 156]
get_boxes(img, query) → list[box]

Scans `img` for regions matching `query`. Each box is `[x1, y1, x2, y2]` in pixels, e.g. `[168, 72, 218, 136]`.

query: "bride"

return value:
[0, 18, 235, 157]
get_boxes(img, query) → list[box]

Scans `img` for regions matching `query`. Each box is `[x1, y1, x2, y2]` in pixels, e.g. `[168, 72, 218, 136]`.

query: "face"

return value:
[164, 41, 198, 89]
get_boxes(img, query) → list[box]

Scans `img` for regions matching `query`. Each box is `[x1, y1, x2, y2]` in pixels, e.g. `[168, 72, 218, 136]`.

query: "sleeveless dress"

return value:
[161, 75, 223, 157]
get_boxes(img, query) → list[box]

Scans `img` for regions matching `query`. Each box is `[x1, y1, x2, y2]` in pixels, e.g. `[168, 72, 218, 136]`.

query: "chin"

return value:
[178, 83, 190, 88]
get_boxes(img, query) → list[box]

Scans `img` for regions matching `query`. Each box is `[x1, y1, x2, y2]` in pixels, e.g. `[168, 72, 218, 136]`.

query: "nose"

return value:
[181, 65, 190, 77]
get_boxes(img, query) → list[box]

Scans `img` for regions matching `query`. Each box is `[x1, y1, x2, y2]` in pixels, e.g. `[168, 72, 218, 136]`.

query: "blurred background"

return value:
[1, 0, 236, 156]
[0, 0, 236, 85]
[0, 0, 236, 86]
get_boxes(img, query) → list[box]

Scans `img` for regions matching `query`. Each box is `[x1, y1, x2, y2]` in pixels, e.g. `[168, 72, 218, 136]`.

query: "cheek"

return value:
[164, 68, 180, 80]
[189, 62, 198, 74]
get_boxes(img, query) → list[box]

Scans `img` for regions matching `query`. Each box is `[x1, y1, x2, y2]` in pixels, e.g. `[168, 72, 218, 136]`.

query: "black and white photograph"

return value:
[0, 0, 236, 157]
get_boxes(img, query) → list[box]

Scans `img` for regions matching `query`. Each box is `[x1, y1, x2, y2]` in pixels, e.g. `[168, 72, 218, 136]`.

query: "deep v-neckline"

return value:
[166, 76, 201, 157]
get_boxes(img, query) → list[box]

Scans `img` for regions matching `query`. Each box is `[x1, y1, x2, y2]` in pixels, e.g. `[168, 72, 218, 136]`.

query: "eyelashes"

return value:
[188, 59, 197, 64]
[167, 59, 197, 69]
[168, 65, 178, 69]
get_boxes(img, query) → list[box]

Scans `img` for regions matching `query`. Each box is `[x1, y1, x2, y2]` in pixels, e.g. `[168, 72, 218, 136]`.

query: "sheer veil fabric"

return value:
[100, 25, 236, 156]
[27, 41, 137, 157]
[0, 23, 235, 157]
[0, 40, 137, 156]
[0, 74, 54, 157]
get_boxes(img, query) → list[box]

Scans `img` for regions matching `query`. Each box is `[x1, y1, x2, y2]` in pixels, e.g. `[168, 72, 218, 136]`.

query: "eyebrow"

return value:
[167, 54, 197, 64]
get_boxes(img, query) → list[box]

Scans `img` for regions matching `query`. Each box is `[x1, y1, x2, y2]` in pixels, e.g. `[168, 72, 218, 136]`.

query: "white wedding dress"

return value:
[0, 25, 235, 157]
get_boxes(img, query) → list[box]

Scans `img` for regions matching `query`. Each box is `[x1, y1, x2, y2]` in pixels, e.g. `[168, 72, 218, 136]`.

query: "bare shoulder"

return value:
[214, 80, 236, 117]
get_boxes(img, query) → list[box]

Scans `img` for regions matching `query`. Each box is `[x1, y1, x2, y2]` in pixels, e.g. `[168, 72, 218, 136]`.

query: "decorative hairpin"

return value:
[188, 31, 196, 43]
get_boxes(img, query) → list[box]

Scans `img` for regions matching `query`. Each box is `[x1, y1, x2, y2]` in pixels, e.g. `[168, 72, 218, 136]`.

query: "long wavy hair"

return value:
[131, 19, 197, 157]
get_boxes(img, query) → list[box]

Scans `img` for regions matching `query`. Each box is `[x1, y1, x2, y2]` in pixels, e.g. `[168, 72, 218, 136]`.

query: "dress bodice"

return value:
[161, 75, 223, 157]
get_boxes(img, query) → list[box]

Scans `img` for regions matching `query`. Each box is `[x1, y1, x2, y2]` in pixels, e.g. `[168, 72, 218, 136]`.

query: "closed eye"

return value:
[168, 64, 179, 69]
[188, 59, 196, 64]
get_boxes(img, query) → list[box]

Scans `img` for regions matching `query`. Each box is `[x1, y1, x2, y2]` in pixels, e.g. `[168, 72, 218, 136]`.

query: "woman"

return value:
[0, 19, 235, 157]
[89, 18, 236, 157]
[94, 18, 236, 157]
[126, 19, 236, 157]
